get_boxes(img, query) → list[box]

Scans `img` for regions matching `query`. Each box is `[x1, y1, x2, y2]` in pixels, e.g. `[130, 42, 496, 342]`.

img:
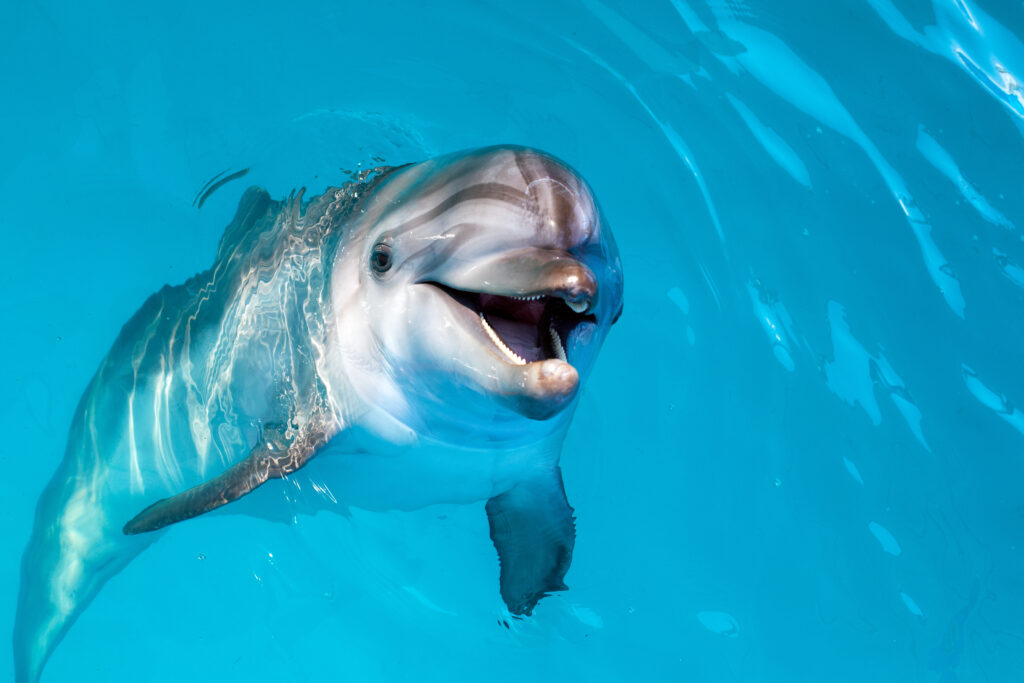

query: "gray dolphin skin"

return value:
[13, 146, 623, 683]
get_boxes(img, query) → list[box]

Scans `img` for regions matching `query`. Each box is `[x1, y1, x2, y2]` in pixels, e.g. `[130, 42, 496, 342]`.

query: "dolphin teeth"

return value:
[480, 313, 527, 365]
[550, 325, 567, 363]
[566, 299, 588, 314]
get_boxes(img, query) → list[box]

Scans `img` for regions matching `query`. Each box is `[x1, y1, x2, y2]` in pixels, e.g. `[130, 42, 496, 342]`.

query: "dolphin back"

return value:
[11, 185, 281, 683]
[12, 171, 398, 682]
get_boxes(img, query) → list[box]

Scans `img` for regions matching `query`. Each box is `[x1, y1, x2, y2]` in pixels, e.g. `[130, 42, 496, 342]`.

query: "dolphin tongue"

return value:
[479, 294, 545, 362]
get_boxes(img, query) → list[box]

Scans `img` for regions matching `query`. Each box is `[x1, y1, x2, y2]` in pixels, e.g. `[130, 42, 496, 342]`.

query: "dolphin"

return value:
[14, 146, 623, 683]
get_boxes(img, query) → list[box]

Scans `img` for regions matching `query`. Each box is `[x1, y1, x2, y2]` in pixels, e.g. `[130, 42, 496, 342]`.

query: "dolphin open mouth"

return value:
[429, 284, 596, 366]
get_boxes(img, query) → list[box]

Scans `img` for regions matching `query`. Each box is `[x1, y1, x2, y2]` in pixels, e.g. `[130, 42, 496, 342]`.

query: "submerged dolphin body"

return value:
[14, 146, 623, 682]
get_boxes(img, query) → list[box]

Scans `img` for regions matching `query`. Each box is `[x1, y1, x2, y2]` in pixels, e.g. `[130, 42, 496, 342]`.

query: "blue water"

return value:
[3, 0, 1024, 680]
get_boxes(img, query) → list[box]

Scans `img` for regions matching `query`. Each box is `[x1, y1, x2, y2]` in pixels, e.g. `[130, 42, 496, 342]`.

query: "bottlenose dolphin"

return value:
[14, 146, 623, 683]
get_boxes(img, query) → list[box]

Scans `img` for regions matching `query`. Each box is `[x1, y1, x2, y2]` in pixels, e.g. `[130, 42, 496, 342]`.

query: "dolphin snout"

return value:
[553, 264, 597, 314]
[529, 256, 597, 313]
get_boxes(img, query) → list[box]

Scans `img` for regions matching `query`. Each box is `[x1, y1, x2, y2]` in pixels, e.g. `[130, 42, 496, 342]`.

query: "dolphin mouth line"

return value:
[427, 283, 596, 366]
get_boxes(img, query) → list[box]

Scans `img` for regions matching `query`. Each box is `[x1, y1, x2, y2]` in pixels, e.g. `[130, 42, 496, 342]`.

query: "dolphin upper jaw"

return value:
[423, 248, 599, 308]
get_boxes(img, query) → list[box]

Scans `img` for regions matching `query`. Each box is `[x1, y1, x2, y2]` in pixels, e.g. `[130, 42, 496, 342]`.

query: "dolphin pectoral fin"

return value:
[123, 426, 330, 535]
[485, 467, 575, 616]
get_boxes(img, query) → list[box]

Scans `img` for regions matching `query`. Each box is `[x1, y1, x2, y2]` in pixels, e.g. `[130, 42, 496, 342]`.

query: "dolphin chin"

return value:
[16, 145, 623, 681]
[511, 359, 581, 419]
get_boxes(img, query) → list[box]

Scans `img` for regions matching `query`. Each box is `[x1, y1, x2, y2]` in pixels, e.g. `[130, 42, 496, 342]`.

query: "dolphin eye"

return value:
[370, 243, 393, 274]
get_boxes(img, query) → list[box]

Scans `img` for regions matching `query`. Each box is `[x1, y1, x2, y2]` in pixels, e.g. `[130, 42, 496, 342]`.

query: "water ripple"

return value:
[868, 521, 903, 556]
[917, 126, 1013, 230]
[993, 248, 1024, 289]
[564, 37, 728, 245]
[726, 93, 811, 188]
[867, 0, 1024, 122]
[746, 277, 803, 372]
[825, 302, 930, 450]
[962, 364, 1024, 436]
[673, 1, 966, 317]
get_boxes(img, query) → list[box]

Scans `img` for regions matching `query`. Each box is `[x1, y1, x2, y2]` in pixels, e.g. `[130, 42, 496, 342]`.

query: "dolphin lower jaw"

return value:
[506, 359, 580, 420]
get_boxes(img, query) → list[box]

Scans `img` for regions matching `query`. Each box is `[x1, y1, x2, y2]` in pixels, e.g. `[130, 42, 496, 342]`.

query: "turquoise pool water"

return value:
[3, 0, 1024, 680]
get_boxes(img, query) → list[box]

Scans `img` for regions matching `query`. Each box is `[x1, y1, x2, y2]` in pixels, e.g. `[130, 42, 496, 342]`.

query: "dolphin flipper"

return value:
[123, 423, 331, 535]
[485, 467, 575, 616]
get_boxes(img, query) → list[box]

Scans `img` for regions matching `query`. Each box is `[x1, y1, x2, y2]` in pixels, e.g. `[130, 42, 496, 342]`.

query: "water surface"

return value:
[3, 0, 1024, 680]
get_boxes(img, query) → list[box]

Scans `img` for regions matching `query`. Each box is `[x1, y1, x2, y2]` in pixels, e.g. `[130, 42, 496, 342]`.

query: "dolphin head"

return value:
[332, 146, 623, 444]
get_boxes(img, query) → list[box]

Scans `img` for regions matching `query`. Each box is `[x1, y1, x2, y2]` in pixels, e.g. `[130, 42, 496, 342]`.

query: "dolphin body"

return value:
[14, 146, 623, 683]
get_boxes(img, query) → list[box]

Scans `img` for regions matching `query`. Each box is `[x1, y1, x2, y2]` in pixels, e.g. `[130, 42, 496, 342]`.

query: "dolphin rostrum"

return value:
[14, 146, 624, 682]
